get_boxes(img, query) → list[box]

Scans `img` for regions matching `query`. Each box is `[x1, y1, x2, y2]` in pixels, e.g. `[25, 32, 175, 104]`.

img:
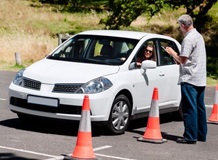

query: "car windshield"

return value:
[47, 35, 138, 65]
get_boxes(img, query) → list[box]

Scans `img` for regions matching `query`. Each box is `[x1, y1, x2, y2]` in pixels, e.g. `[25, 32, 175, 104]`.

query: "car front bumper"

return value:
[8, 83, 114, 122]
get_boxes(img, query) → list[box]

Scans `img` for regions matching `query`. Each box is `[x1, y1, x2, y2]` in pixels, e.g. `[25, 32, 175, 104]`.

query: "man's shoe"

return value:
[177, 138, 196, 144]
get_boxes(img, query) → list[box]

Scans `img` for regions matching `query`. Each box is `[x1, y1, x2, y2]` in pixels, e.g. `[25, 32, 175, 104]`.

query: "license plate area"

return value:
[27, 95, 59, 107]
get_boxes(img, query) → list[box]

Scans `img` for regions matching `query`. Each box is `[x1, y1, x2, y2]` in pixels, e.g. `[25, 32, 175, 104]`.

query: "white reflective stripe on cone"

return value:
[214, 88, 218, 104]
[149, 100, 159, 117]
[79, 111, 91, 132]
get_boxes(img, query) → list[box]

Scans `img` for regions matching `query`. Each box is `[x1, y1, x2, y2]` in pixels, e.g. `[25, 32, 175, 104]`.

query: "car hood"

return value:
[23, 59, 119, 84]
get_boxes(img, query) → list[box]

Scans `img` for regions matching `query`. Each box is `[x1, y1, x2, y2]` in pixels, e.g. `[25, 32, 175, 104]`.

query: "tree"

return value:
[167, 0, 217, 18]
[100, 0, 165, 29]
[100, 0, 217, 30]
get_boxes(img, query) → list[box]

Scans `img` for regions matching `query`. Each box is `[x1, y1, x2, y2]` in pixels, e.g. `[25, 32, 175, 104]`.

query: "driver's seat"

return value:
[100, 45, 113, 58]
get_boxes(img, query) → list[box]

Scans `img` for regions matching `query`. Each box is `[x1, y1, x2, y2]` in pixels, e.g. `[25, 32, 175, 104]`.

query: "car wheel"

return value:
[107, 94, 131, 134]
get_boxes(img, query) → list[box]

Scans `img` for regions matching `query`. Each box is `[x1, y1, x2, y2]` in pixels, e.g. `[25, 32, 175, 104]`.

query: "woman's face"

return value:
[144, 46, 153, 59]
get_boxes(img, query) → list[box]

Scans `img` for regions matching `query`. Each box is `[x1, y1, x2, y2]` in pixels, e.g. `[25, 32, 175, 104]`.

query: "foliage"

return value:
[37, 0, 217, 30]
[38, 0, 107, 12]
[100, 0, 165, 29]
[166, 0, 218, 32]
[99, 0, 217, 30]
[207, 57, 218, 77]
[39, 0, 70, 5]
[167, 0, 218, 18]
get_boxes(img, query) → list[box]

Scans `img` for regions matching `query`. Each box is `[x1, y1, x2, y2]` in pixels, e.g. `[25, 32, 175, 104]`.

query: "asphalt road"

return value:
[0, 71, 217, 160]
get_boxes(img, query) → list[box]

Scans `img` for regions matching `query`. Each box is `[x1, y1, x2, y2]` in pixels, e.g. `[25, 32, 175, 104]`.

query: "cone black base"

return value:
[207, 121, 218, 124]
[62, 154, 98, 160]
[137, 137, 167, 144]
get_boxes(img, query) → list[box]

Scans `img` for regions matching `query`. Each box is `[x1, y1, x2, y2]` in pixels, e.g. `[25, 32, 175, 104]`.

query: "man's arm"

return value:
[165, 47, 187, 64]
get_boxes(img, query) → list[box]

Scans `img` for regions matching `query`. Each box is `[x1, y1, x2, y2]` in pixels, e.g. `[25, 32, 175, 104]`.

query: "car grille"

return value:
[23, 78, 41, 90]
[10, 97, 82, 115]
[23, 77, 84, 93]
[53, 84, 83, 93]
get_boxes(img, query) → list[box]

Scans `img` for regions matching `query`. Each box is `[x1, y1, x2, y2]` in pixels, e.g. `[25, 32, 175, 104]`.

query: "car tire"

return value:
[107, 94, 131, 134]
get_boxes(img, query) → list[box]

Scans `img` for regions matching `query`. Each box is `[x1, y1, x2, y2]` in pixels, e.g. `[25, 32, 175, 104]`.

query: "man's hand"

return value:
[165, 47, 187, 64]
[165, 47, 176, 57]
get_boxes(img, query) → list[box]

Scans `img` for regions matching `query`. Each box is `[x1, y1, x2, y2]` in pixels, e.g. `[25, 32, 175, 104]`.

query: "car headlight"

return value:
[13, 69, 25, 86]
[76, 77, 113, 94]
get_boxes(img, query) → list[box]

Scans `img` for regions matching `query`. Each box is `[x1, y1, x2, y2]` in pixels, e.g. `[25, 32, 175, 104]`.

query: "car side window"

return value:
[158, 40, 179, 66]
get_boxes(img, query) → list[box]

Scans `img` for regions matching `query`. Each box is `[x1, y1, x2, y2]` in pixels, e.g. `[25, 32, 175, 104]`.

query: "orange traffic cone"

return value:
[138, 87, 167, 144]
[63, 95, 97, 160]
[208, 84, 218, 124]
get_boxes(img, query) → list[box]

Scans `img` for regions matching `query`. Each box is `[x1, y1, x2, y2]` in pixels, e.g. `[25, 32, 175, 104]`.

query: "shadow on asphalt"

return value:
[0, 117, 118, 137]
[0, 112, 182, 139]
[0, 153, 37, 160]
[127, 112, 183, 142]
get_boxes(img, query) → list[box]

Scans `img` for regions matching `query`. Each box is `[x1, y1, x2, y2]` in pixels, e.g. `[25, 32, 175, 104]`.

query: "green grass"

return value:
[207, 77, 218, 86]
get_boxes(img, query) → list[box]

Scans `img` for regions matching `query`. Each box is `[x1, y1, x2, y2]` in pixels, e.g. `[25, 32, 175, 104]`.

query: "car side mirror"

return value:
[141, 60, 157, 74]
[141, 60, 156, 69]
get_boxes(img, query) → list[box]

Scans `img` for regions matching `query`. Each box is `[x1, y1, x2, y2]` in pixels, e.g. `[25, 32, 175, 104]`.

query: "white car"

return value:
[9, 30, 181, 134]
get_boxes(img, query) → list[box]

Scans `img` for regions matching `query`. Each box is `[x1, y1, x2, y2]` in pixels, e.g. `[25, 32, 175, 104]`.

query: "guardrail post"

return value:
[58, 33, 71, 45]
[15, 52, 22, 65]
[58, 34, 62, 45]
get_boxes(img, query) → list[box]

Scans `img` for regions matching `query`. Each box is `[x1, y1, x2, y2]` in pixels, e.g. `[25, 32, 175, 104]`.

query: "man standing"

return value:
[165, 14, 207, 144]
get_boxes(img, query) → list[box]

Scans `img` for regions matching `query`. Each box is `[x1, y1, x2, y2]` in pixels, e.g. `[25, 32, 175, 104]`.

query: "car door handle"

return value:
[159, 72, 165, 76]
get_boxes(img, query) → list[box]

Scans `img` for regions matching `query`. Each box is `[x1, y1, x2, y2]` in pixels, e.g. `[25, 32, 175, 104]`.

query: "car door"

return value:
[155, 38, 180, 109]
[130, 38, 180, 114]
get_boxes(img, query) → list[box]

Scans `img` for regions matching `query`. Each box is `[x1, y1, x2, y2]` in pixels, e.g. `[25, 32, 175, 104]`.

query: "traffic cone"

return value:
[208, 84, 218, 124]
[63, 95, 97, 160]
[138, 87, 167, 144]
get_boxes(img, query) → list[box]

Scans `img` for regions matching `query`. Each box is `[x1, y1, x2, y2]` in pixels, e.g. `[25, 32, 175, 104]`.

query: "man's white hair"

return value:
[177, 14, 193, 27]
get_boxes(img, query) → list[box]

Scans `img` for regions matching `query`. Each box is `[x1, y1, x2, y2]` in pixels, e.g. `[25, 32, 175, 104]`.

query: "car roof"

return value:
[77, 30, 171, 40]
